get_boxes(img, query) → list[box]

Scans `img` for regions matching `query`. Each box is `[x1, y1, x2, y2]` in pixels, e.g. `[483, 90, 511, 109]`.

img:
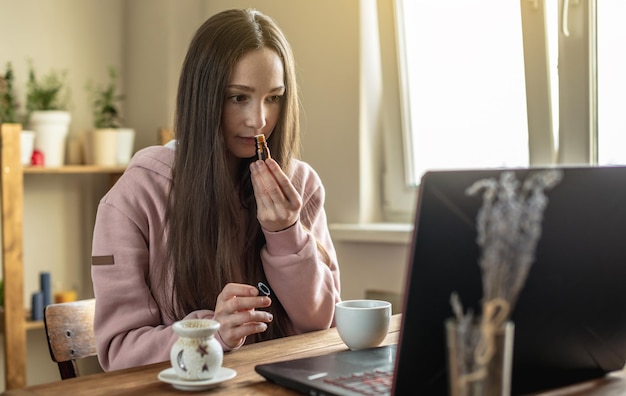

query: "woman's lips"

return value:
[240, 136, 256, 145]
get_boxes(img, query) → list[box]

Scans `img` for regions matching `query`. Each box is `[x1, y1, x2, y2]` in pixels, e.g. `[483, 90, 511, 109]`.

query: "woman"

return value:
[91, 8, 340, 371]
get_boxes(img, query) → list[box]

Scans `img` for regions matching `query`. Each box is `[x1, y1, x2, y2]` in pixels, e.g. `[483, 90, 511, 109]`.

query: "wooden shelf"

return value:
[1, 123, 128, 389]
[23, 165, 126, 174]
[25, 320, 44, 331]
[0, 309, 44, 332]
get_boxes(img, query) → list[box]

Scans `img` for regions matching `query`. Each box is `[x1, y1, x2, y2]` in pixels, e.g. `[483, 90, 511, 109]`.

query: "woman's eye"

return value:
[267, 95, 283, 103]
[226, 94, 247, 103]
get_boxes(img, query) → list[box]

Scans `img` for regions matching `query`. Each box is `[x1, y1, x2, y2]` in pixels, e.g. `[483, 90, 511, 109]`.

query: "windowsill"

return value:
[328, 223, 413, 245]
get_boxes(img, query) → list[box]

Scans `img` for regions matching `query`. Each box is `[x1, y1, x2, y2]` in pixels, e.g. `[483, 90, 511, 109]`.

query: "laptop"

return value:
[255, 166, 626, 395]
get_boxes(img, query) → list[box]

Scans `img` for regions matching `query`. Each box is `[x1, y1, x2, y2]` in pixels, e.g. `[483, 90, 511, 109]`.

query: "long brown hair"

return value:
[161, 9, 300, 342]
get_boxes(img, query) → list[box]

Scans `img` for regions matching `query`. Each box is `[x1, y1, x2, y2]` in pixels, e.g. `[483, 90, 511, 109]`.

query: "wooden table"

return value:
[2, 314, 624, 395]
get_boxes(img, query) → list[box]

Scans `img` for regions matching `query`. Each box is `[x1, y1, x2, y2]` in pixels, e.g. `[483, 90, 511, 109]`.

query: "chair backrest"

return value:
[43, 298, 97, 380]
[158, 128, 174, 145]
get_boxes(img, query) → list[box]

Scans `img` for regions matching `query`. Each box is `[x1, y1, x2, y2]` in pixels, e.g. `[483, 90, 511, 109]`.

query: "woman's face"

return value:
[222, 47, 285, 163]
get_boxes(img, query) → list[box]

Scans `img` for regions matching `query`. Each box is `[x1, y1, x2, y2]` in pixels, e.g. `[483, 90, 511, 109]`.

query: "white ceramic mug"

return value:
[335, 299, 392, 350]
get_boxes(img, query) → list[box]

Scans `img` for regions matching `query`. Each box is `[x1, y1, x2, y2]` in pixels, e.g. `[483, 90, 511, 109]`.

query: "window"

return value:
[597, 2, 626, 164]
[396, 0, 530, 187]
[388, 0, 626, 221]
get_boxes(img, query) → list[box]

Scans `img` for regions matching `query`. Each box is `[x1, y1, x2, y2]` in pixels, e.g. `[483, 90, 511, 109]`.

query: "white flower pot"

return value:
[92, 128, 118, 166]
[84, 128, 136, 166]
[20, 130, 35, 166]
[29, 110, 71, 167]
[115, 128, 135, 165]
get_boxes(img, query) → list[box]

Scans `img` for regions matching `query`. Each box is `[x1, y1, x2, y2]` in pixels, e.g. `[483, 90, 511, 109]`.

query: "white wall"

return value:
[0, 0, 410, 389]
[0, 0, 126, 388]
[122, 0, 364, 223]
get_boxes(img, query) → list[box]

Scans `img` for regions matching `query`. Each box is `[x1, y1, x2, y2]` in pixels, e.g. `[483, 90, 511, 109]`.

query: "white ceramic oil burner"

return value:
[170, 319, 223, 380]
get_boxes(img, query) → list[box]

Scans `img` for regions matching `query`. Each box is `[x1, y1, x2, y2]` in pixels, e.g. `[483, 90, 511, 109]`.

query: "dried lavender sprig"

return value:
[450, 292, 484, 382]
[507, 170, 562, 306]
[467, 173, 520, 303]
[466, 169, 563, 316]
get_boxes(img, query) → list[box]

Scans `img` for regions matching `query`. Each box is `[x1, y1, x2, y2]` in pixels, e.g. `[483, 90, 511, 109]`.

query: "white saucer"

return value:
[158, 367, 237, 391]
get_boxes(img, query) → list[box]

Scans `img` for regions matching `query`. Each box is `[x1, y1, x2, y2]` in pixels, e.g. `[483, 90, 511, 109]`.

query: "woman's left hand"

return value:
[250, 158, 302, 232]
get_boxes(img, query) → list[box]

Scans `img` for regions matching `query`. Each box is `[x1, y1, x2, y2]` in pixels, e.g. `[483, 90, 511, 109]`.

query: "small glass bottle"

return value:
[255, 134, 271, 160]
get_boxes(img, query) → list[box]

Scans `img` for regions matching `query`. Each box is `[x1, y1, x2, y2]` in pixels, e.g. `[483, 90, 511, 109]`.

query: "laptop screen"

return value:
[393, 166, 626, 395]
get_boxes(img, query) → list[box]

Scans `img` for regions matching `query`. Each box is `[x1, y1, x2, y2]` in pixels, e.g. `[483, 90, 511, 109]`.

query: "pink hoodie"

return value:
[91, 145, 340, 371]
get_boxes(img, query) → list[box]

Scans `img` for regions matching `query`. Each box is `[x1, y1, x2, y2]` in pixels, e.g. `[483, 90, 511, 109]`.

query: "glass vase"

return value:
[446, 318, 514, 396]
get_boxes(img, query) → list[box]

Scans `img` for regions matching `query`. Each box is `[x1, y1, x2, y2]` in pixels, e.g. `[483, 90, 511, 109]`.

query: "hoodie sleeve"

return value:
[260, 161, 341, 333]
[91, 148, 238, 372]
[91, 199, 177, 371]
[92, 184, 240, 371]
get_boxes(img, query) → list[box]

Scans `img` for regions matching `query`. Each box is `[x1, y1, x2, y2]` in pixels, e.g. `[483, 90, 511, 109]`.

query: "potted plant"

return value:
[1, 62, 35, 166]
[25, 61, 72, 167]
[89, 66, 124, 130]
[86, 66, 134, 166]
[0, 62, 19, 124]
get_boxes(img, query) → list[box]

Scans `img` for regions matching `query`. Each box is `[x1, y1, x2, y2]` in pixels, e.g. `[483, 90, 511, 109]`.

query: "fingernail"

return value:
[268, 314, 273, 322]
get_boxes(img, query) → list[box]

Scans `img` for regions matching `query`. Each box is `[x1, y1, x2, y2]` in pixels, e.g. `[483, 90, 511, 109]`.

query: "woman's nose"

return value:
[246, 103, 267, 130]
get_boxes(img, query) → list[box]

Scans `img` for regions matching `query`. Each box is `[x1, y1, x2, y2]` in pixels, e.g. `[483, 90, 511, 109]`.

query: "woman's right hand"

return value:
[213, 282, 273, 349]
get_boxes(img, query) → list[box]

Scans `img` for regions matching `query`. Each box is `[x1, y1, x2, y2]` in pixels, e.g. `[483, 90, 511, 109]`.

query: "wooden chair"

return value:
[158, 128, 174, 145]
[43, 298, 97, 379]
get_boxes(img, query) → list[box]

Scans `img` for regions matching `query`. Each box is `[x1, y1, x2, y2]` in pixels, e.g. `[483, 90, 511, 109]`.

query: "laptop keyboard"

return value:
[323, 369, 393, 395]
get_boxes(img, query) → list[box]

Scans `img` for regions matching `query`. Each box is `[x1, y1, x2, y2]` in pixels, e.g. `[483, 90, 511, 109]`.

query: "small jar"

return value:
[170, 319, 223, 380]
[255, 134, 271, 160]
